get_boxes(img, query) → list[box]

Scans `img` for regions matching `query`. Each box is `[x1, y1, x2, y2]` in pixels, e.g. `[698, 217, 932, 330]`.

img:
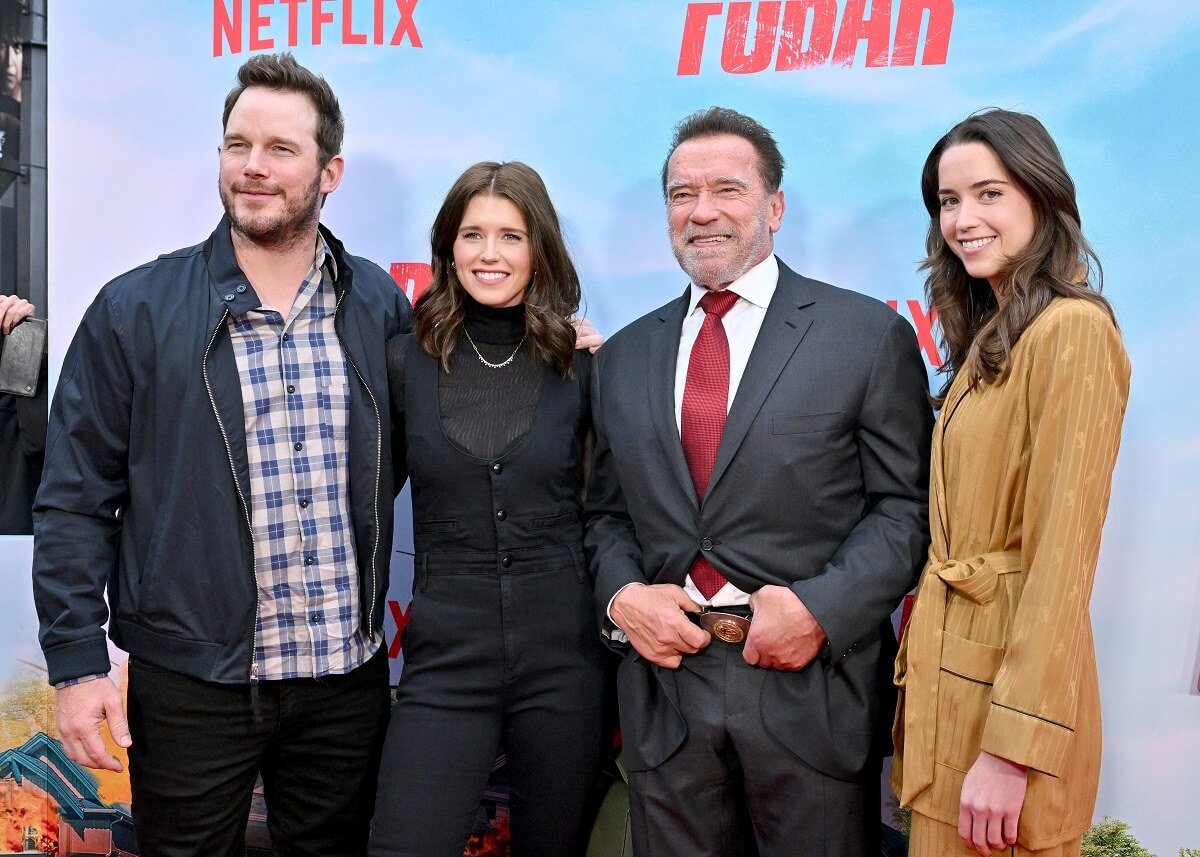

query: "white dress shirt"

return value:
[677, 254, 778, 607]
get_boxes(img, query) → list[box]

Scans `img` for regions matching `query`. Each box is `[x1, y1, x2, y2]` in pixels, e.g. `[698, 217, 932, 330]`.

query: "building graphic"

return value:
[0, 733, 134, 856]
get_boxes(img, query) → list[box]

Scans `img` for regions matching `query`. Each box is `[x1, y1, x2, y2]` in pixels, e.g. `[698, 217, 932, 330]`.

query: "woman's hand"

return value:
[959, 750, 1028, 856]
[0, 294, 35, 335]
[571, 316, 604, 353]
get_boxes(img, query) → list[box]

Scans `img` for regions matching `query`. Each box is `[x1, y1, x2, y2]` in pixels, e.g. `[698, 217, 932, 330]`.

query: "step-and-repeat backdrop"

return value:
[0, 1, 1197, 854]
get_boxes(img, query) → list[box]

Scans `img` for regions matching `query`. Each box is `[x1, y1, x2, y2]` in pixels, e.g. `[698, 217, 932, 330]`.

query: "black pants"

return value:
[370, 557, 608, 857]
[126, 651, 391, 857]
[627, 641, 880, 857]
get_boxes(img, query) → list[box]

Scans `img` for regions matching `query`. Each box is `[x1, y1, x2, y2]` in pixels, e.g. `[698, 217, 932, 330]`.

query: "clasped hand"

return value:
[610, 584, 710, 668]
[0, 294, 34, 335]
[610, 583, 825, 671]
[743, 584, 825, 670]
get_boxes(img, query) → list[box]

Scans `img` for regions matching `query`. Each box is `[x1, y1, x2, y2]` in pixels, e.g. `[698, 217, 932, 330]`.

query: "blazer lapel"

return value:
[706, 263, 815, 499]
[929, 371, 970, 556]
[647, 290, 697, 508]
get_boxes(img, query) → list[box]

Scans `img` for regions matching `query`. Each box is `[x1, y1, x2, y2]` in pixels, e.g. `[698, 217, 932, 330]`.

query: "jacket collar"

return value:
[203, 215, 352, 317]
[646, 255, 818, 506]
[705, 258, 815, 497]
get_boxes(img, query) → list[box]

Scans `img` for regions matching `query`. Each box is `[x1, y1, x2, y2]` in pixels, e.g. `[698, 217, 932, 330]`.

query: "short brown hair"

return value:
[662, 107, 785, 197]
[222, 53, 344, 166]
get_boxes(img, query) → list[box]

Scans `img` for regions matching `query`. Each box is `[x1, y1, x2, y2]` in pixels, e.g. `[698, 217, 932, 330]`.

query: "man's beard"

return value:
[669, 203, 774, 289]
[220, 172, 322, 251]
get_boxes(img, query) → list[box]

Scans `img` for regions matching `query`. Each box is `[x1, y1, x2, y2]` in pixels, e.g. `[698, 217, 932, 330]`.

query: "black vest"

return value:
[403, 336, 591, 576]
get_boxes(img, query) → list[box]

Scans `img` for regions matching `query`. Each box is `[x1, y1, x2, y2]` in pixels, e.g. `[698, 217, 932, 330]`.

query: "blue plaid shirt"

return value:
[227, 240, 379, 680]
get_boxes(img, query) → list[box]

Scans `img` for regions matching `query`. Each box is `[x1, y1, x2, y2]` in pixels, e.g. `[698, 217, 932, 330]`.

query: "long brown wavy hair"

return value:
[921, 109, 1115, 405]
[414, 161, 581, 377]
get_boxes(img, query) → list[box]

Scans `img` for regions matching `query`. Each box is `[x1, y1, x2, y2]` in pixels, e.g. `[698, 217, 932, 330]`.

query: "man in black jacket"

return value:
[33, 54, 410, 855]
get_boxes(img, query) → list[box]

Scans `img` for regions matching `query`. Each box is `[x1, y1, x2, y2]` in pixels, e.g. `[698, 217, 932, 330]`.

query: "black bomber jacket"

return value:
[33, 217, 411, 685]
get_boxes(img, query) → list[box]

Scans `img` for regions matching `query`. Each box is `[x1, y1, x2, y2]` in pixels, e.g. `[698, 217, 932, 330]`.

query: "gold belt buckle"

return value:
[698, 610, 752, 644]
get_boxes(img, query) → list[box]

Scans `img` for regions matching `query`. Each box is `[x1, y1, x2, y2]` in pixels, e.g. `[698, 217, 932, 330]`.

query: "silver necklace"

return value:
[463, 328, 526, 369]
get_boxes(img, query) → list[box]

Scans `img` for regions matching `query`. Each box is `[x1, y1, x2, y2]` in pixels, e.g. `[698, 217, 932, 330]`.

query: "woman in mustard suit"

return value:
[893, 110, 1131, 857]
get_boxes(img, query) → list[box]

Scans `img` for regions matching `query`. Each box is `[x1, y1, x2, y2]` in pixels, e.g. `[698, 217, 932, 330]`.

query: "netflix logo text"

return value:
[887, 298, 939, 367]
[387, 599, 411, 658]
[678, 0, 953, 75]
[390, 262, 432, 307]
[213, 0, 421, 56]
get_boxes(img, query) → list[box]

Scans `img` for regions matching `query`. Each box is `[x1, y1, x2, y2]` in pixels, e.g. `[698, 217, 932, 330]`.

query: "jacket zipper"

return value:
[203, 309, 261, 682]
[333, 287, 384, 639]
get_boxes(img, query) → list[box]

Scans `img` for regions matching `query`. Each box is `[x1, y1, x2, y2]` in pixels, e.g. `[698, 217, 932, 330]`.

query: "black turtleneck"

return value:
[387, 293, 543, 460]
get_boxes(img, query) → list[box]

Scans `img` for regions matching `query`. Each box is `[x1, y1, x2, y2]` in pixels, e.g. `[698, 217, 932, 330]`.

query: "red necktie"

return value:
[681, 288, 739, 600]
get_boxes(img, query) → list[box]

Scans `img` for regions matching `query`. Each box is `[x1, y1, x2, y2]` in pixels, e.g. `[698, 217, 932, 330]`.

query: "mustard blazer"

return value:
[893, 298, 1131, 849]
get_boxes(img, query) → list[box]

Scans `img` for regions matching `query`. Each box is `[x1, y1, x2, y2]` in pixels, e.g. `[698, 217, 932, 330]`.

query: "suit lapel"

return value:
[706, 262, 815, 500]
[647, 290, 697, 507]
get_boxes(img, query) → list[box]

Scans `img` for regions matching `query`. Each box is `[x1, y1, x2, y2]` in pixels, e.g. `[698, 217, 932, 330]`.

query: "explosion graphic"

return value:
[464, 815, 510, 857]
[1, 780, 59, 854]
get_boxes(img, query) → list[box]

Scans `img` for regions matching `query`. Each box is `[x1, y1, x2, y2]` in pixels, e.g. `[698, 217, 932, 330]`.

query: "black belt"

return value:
[688, 605, 753, 644]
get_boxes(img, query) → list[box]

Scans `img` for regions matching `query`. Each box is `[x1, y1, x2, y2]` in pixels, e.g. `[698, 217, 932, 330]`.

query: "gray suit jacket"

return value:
[584, 258, 933, 779]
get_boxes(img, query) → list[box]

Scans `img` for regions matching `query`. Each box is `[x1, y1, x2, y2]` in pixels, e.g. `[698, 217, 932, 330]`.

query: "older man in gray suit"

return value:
[585, 107, 933, 856]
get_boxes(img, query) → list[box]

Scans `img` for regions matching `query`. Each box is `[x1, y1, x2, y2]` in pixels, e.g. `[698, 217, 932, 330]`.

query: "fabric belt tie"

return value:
[895, 548, 1022, 805]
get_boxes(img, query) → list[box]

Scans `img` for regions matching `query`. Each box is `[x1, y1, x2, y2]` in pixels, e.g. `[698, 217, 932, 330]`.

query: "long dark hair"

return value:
[921, 108, 1115, 404]
[414, 161, 581, 377]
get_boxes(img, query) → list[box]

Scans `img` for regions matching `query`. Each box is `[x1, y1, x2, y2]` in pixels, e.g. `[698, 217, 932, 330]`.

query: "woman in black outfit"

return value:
[370, 161, 609, 857]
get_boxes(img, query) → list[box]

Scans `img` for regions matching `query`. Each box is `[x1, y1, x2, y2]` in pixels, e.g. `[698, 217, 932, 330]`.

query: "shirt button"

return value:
[282, 333, 290, 341]
[287, 384, 295, 394]
[223, 293, 235, 301]
[305, 555, 315, 565]
[310, 613, 323, 624]
[236, 284, 248, 294]
[299, 499, 309, 508]
[700, 538, 714, 551]
[500, 555, 512, 569]
[496, 509, 507, 521]
[294, 442, 303, 451]
[491, 462, 503, 474]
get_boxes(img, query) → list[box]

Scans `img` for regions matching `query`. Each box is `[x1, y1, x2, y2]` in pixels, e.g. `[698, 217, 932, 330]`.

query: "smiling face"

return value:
[218, 86, 343, 249]
[665, 133, 784, 291]
[937, 141, 1036, 298]
[452, 194, 533, 309]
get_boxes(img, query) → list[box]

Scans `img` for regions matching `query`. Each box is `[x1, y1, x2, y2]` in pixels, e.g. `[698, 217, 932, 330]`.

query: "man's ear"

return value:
[768, 189, 785, 234]
[320, 154, 345, 197]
